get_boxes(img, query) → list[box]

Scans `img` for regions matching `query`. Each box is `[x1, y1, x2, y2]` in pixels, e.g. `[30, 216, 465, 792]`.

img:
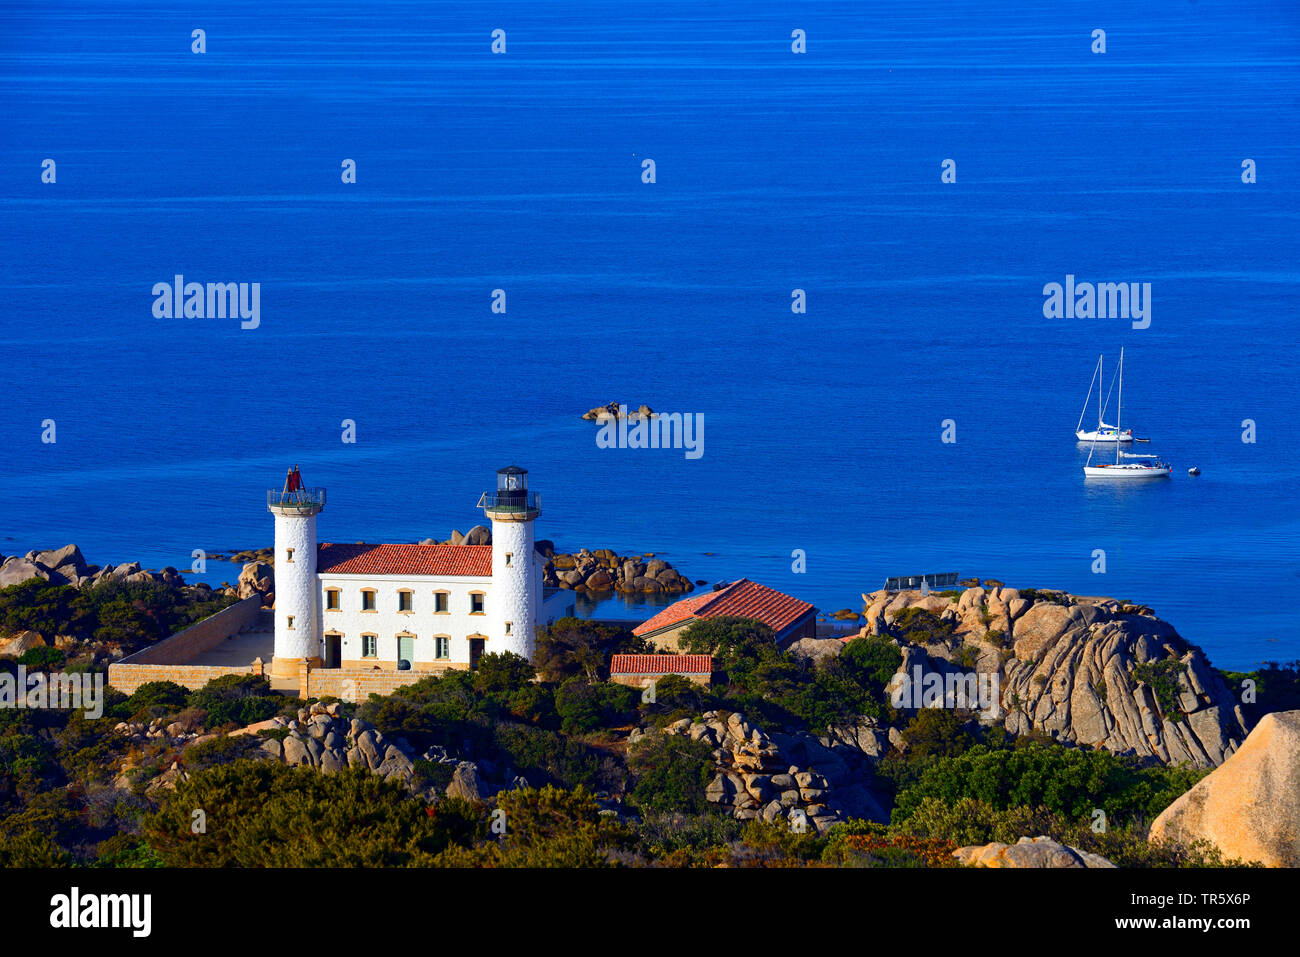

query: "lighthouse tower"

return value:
[267, 466, 326, 680]
[480, 466, 541, 660]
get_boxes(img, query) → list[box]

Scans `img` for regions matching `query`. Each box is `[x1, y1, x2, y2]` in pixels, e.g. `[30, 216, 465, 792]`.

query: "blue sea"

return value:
[2, 1, 1297, 670]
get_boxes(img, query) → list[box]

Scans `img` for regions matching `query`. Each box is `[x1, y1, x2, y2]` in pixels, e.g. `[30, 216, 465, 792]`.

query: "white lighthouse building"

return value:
[478, 465, 543, 660]
[267, 464, 554, 679]
[268, 467, 326, 680]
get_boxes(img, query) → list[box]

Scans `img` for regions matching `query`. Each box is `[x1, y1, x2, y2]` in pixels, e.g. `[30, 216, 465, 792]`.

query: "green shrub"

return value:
[145, 761, 462, 866]
[534, 618, 643, 683]
[413, 759, 457, 794]
[554, 677, 638, 735]
[1132, 657, 1188, 723]
[124, 681, 190, 718]
[183, 733, 265, 772]
[1219, 660, 1300, 727]
[492, 722, 606, 791]
[473, 652, 537, 695]
[892, 743, 1208, 828]
[186, 674, 287, 730]
[889, 608, 957, 646]
[627, 733, 715, 814]
[430, 786, 631, 868]
[16, 646, 65, 669]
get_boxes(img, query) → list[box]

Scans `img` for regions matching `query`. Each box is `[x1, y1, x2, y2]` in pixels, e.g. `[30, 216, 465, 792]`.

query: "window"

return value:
[434, 591, 449, 613]
[397, 590, 413, 613]
[435, 636, 450, 659]
[325, 588, 340, 611]
[470, 592, 485, 615]
[287, 615, 295, 630]
[285, 548, 295, 562]
[505, 552, 513, 567]
[361, 589, 376, 612]
[362, 634, 377, 658]
[505, 621, 512, 635]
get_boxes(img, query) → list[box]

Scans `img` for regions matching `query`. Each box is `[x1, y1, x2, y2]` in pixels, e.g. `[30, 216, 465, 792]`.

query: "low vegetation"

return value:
[0, 587, 1271, 868]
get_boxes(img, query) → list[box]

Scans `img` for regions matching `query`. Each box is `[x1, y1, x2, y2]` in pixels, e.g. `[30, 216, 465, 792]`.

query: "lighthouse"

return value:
[479, 466, 541, 660]
[267, 466, 326, 680]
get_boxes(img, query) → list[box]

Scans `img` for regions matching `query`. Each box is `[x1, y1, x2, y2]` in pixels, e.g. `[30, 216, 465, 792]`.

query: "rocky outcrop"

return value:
[237, 561, 275, 604]
[0, 544, 193, 593]
[786, 637, 845, 665]
[858, 586, 1248, 768]
[1148, 710, 1300, 866]
[544, 548, 694, 595]
[582, 402, 657, 422]
[0, 630, 47, 657]
[953, 836, 1115, 868]
[260, 704, 422, 786]
[417, 525, 493, 547]
[1, 544, 93, 587]
[634, 710, 888, 834]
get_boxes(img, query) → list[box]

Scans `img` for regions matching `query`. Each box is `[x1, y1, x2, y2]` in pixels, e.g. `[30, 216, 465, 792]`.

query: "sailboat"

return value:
[1083, 348, 1171, 479]
[1075, 353, 1133, 443]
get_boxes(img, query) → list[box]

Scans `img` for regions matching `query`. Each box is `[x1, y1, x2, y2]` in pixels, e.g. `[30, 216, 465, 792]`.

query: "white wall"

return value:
[273, 511, 319, 661]
[489, 517, 537, 658]
[316, 573, 493, 666]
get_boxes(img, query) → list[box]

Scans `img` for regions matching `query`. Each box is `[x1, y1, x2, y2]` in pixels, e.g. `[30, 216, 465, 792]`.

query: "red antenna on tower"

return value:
[283, 464, 304, 498]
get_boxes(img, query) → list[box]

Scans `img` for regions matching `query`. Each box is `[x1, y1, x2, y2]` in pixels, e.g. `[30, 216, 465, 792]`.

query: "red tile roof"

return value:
[317, 543, 492, 577]
[632, 579, 815, 637]
[610, 654, 713, 676]
[631, 589, 721, 637]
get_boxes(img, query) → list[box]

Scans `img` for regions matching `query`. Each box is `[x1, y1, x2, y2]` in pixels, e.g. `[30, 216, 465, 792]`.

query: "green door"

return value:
[398, 635, 414, 671]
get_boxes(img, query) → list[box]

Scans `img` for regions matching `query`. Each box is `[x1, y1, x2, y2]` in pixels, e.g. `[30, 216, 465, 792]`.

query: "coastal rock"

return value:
[1148, 710, 1300, 866]
[238, 561, 275, 601]
[36, 544, 88, 579]
[582, 401, 657, 422]
[542, 549, 693, 594]
[0, 558, 46, 588]
[144, 763, 190, 795]
[282, 735, 311, 767]
[876, 587, 1247, 768]
[0, 630, 46, 656]
[446, 762, 485, 802]
[1011, 603, 1099, 661]
[786, 637, 845, 665]
[462, 525, 491, 546]
[954, 836, 1115, 868]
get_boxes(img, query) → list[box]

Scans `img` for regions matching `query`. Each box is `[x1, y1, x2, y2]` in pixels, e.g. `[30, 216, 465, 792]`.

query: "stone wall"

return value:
[611, 672, 711, 689]
[116, 595, 264, 665]
[107, 661, 255, 695]
[298, 662, 469, 702]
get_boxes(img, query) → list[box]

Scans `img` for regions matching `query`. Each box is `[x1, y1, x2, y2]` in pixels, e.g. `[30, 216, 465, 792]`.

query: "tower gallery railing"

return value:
[479, 491, 541, 512]
[268, 488, 327, 509]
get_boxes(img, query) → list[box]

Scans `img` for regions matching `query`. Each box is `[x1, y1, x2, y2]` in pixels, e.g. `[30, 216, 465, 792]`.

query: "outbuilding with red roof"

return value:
[632, 578, 817, 650]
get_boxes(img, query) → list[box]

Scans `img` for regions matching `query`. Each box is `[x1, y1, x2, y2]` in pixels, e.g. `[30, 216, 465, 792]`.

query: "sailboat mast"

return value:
[1115, 347, 1123, 464]
[1077, 354, 1101, 434]
[1098, 355, 1104, 430]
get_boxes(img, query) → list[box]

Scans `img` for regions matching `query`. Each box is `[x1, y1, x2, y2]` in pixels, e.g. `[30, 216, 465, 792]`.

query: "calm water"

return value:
[1, 1, 1298, 669]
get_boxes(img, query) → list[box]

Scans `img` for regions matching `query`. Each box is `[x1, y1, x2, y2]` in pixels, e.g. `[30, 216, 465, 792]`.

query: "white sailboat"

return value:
[1083, 348, 1171, 480]
[1075, 353, 1133, 443]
